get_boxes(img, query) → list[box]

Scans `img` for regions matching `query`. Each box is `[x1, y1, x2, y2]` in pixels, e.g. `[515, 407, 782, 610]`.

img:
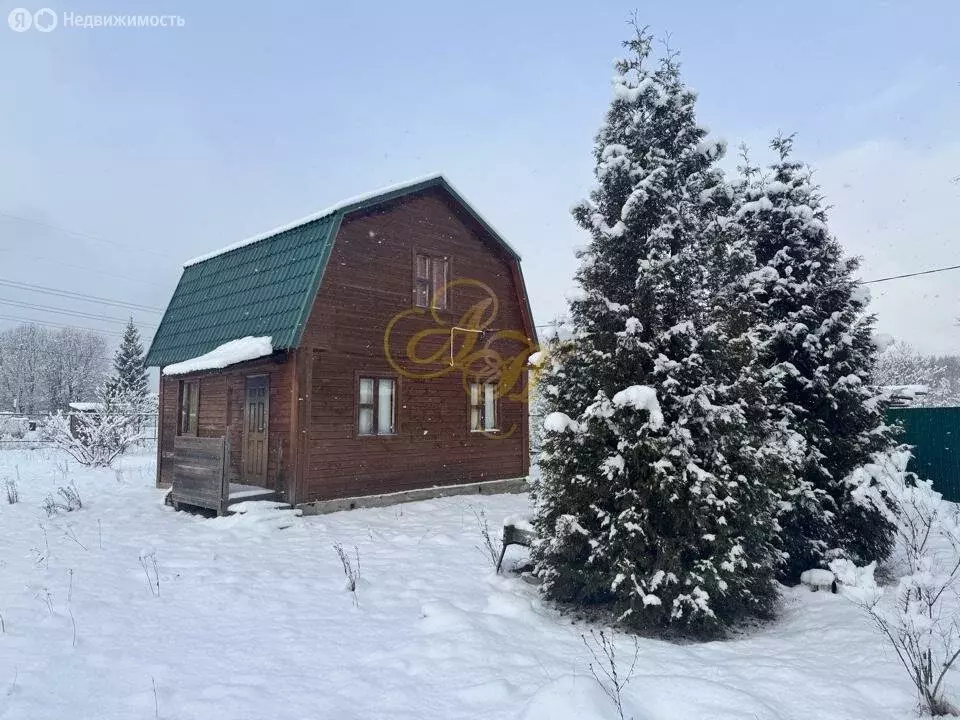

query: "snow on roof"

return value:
[68, 402, 103, 412]
[163, 336, 274, 376]
[881, 384, 930, 401]
[183, 173, 521, 268]
[184, 173, 448, 267]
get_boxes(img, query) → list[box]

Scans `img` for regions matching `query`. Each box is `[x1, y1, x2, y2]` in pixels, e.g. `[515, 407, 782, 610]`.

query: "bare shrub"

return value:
[41, 495, 59, 517]
[4, 478, 18, 505]
[333, 542, 361, 606]
[470, 504, 503, 570]
[139, 552, 160, 598]
[41, 482, 82, 515]
[64, 527, 86, 551]
[58, 483, 82, 510]
[581, 629, 640, 720]
[833, 452, 960, 716]
[32, 524, 50, 568]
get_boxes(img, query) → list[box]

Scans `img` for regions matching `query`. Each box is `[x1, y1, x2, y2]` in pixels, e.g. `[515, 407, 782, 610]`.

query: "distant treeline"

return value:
[873, 342, 960, 407]
[0, 323, 108, 413]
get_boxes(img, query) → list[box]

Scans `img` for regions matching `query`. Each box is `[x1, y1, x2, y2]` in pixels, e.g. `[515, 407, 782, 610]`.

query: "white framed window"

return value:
[469, 381, 498, 432]
[414, 253, 449, 310]
[358, 376, 396, 436]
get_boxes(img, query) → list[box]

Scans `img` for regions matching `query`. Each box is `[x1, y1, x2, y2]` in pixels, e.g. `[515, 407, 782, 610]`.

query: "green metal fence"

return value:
[887, 407, 960, 503]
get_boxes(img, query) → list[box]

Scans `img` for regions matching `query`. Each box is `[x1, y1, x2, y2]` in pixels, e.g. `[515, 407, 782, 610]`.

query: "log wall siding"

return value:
[297, 189, 531, 502]
[156, 356, 294, 496]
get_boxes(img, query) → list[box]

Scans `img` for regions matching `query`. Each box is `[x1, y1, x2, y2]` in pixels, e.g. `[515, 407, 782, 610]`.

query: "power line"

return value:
[0, 297, 158, 328]
[0, 278, 164, 313]
[0, 209, 181, 262]
[863, 264, 960, 284]
[533, 262, 960, 329]
[0, 313, 153, 339]
[6, 250, 172, 289]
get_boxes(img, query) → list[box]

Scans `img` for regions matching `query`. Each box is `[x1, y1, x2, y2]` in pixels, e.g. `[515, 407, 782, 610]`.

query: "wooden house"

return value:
[145, 175, 537, 511]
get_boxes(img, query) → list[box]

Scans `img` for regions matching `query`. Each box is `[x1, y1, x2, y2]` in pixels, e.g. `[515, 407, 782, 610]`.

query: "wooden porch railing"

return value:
[171, 436, 230, 515]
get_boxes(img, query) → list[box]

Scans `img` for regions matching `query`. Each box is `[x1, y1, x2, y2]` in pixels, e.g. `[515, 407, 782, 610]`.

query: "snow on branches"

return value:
[832, 451, 960, 716]
[533, 23, 783, 636]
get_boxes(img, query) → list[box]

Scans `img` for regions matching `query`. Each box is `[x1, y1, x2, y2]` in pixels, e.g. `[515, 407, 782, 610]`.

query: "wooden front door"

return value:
[242, 375, 269, 486]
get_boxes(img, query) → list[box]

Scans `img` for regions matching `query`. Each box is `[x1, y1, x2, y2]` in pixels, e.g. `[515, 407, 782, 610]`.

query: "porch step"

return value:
[226, 482, 277, 505]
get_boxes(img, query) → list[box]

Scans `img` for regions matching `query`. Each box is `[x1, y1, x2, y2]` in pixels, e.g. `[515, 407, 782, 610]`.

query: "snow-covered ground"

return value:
[0, 447, 951, 719]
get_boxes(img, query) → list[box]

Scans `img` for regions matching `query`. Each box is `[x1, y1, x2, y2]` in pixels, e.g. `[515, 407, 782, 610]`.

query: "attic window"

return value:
[415, 254, 448, 310]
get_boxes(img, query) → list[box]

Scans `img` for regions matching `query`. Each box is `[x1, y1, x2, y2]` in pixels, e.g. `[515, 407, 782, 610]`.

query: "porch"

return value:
[168, 436, 280, 515]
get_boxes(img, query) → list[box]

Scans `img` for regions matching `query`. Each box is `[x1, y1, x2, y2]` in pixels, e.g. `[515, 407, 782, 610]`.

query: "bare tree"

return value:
[0, 323, 108, 413]
[0, 324, 48, 412]
[46, 327, 109, 411]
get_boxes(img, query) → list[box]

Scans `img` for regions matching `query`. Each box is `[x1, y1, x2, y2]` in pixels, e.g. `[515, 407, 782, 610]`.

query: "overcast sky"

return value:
[1, 0, 958, 358]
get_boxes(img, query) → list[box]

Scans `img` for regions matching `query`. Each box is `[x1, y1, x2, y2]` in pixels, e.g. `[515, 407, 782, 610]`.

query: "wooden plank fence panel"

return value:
[887, 407, 960, 503]
[172, 436, 230, 515]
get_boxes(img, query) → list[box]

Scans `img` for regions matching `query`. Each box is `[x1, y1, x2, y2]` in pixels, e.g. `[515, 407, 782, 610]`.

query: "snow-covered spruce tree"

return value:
[532, 28, 783, 635]
[106, 318, 149, 405]
[104, 318, 150, 431]
[728, 135, 895, 582]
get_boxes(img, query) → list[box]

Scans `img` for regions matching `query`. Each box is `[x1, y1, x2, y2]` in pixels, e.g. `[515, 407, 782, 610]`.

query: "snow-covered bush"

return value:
[0, 414, 28, 439]
[832, 451, 960, 716]
[40, 402, 142, 468]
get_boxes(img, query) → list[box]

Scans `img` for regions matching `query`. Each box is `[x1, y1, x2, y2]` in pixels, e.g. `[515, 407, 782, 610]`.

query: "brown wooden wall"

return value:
[156, 356, 294, 497]
[157, 187, 535, 505]
[295, 188, 533, 503]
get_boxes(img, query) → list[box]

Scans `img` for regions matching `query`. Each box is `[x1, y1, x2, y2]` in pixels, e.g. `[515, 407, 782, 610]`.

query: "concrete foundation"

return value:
[298, 476, 529, 515]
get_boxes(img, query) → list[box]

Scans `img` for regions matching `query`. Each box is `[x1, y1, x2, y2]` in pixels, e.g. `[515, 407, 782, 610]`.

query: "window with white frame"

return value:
[358, 376, 396, 435]
[469, 381, 498, 432]
[414, 253, 448, 310]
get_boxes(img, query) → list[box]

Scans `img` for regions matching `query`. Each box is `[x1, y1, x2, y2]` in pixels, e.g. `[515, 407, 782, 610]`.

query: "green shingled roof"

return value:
[144, 213, 341, 368]
[145, 175, 528, 369]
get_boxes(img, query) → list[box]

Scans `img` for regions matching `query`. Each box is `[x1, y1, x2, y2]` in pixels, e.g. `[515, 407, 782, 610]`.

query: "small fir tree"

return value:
[106, 319, 149, 403]
[105, 318, 150, 430]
